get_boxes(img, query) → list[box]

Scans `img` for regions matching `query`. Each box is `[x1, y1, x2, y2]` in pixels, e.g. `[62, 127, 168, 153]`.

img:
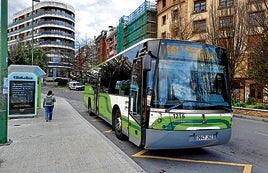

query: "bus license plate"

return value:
[196, 134, 214, 141]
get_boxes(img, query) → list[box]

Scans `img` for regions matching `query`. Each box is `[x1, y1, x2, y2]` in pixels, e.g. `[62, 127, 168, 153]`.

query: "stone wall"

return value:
[233, 107, 268, 118]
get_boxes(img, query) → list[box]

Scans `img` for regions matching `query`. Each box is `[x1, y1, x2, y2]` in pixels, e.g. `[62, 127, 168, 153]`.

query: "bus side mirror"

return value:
[143, 54, 151, 71]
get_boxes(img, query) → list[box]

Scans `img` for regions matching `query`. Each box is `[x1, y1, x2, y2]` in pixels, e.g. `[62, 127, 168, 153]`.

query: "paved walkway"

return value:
[0, 97, 145, 173]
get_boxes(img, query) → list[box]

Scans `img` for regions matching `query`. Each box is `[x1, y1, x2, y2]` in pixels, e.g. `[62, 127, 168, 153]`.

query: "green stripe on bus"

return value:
[150, 116, 232, 130]
[98, 93, 113, 120]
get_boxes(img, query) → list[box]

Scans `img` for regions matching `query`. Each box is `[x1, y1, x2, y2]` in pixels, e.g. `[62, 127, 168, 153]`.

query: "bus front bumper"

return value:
[144, 128, 232, 150]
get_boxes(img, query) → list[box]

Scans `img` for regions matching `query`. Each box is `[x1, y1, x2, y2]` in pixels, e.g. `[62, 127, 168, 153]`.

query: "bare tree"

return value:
[169, 3, 196, 40]
[247, 0, 268, 99]
[74, 38, 97, 82]
[206, 1, 251, 91]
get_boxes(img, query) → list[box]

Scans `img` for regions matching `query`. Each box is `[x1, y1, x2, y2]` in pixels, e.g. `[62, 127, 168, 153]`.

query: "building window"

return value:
[247, 34, 263, 47]
[249, 11, 264, 26]
[172, 10, 179, 21]
[219, 0, 233, 8]
[162, 15, 167, 25]
[249, 84, 262, 100]
[162, 0, 166, 8]
[219, 16, 233, 29]
[194, 20, 206, 32]
[257, 90, 262, 99]
[194, 0, 206, 13]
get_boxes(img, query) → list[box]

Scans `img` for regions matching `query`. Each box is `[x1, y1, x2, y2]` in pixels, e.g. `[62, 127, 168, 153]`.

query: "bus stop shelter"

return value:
[8, 65, 46, 118]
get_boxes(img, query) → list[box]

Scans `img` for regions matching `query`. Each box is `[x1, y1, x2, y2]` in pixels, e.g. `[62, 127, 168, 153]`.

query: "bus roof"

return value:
[87, 38, 156, 72]
[87, 38, 226, 73]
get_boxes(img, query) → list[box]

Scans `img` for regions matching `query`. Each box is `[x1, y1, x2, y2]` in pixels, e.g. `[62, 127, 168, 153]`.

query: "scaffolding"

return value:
[117, 15, 129, 53]
[117, 0, 157, 53]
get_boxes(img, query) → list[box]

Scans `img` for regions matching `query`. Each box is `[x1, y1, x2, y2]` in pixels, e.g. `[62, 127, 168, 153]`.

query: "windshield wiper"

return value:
[165, 102, 183, 112]
[165, 100, 210, 112]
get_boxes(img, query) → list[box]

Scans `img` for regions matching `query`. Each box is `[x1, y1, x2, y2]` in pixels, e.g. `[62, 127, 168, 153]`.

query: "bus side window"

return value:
[124, 86, 130, 95]
[117, 80, 130, 96]
[119, 85, 130, 95]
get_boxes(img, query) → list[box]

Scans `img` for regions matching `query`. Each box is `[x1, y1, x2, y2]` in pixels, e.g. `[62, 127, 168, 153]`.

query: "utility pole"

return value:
[0, 0, 8, 144]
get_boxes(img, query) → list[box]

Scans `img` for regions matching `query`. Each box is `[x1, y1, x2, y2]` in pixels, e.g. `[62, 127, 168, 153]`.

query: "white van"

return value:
[68, 82, 85, 90]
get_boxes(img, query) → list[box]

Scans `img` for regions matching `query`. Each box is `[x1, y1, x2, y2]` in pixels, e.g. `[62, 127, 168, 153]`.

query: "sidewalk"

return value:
[0, 97, 145, 173]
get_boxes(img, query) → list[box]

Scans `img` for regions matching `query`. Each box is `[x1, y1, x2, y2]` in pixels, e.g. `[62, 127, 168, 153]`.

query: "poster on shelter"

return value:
[9, 81, 35, 115]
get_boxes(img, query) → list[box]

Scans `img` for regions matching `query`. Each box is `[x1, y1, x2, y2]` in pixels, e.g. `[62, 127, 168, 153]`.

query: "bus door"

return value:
[129, 59, 143, 147]
[94, 71, 101, 115]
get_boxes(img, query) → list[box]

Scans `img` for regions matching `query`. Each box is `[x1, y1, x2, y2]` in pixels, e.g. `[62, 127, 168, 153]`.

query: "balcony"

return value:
[9, 10, 74, 27]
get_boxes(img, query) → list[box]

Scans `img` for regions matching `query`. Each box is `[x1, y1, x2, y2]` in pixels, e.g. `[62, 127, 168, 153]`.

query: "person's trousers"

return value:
[44, 106, 54, 120]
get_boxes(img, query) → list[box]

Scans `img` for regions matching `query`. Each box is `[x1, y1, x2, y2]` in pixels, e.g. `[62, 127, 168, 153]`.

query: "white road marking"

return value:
[255, 132, 268, 137]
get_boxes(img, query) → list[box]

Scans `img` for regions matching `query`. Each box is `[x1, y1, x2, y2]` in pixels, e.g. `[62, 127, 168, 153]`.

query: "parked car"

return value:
[68, 81, 85, 91]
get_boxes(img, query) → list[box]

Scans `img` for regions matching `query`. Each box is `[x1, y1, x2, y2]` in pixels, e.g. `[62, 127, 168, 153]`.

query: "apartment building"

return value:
[157, 0, 267, 103]
[8, 1, 75, 79]
[95, 30, 108, 63]
[106, 26, 117, 59]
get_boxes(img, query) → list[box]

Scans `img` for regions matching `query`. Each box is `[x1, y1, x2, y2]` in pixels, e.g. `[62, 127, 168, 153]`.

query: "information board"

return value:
[8, 72, 37, 117]
[9, 81, 35, 115]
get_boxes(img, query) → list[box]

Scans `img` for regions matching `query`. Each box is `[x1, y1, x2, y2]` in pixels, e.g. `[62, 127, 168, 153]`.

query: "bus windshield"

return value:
[152, 41, 231, 110]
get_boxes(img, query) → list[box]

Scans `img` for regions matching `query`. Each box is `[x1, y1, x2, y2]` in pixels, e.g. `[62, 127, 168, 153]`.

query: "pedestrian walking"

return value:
[43, 90, 56, 122]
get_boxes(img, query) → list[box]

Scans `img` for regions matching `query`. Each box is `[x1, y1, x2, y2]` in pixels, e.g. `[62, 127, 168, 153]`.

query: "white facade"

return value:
[8, 1, 75, 79]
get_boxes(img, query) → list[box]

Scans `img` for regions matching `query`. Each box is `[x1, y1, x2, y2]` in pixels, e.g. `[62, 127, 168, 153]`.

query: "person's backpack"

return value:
[45, 95, 53, 105]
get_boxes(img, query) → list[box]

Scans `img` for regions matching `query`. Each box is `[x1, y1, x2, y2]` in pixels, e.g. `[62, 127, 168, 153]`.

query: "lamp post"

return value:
[0, 0, 8, 144]
[31, 0, 40, 65]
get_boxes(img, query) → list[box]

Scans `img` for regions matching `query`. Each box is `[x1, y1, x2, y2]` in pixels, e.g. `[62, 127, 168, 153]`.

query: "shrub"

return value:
[253, 105, 265, 109]
[232, 99, 240, 105]
[246, 97, 256, 105]
[232, 100, 246, 107]
[236, 102, 247, 107]
[232, 98, 268, 110]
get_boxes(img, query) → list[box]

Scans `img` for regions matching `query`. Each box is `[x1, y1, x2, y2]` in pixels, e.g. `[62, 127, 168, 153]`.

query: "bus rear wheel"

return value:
[114, 109, 125, 140]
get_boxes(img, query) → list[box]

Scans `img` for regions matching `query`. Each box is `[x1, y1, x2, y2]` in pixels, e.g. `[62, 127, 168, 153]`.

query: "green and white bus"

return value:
[84, 39, 232, 149]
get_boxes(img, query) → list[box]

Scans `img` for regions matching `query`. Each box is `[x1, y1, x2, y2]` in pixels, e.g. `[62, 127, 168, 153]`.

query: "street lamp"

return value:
[31, 0, 40, 65]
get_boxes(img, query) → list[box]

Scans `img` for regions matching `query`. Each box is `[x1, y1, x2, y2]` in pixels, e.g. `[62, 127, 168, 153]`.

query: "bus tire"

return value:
[114, 109, 125, 140]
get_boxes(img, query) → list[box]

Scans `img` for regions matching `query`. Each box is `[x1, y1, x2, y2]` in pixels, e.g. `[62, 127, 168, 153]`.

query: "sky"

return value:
[7, 0, 154, 42]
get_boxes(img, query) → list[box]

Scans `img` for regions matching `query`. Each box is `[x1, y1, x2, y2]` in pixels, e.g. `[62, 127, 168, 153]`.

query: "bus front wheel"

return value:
[114, 109, 125, 140]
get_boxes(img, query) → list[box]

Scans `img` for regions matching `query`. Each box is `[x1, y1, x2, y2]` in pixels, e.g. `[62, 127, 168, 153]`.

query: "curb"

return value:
[233, 114, 268, 123]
